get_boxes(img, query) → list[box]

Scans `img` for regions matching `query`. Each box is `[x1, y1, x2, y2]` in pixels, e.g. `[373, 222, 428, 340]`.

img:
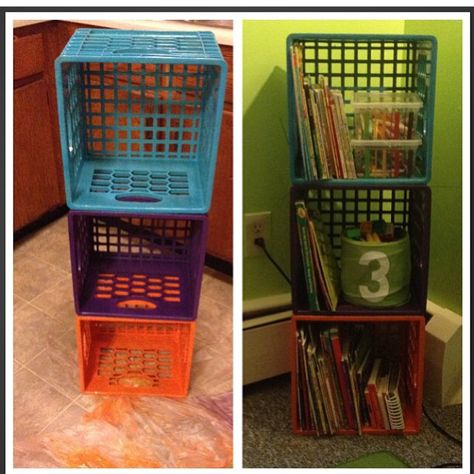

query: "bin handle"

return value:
[115, 193, 162, 203]
[111, 46, 179, 56]
[118, 374, 154, 388]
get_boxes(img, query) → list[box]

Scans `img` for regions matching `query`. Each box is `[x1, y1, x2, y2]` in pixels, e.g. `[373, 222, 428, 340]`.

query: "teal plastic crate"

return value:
[55, 29, 227, 214]
[287, 34, 437, 185]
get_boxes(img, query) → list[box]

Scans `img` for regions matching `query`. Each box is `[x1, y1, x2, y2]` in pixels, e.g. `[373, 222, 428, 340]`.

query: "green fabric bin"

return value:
[341, 231, 411, 308]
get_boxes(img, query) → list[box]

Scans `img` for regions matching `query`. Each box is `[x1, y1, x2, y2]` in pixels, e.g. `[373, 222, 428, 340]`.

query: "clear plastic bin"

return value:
[351, 138, 422, 178]
[352, 92, 423, 141]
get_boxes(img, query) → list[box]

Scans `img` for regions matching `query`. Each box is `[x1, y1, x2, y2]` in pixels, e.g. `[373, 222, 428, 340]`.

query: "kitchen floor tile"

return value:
[27, 328, 80, 400]
[14, 303, 70, 365]
[14, 367, 72, 441]
[39, 402, 87, 435]
[44, 215, 69, 237]
[14, 254, 68, 302]
[30, 277, 75, 322]
[195, 294, 232, 348]
[31, 234, 71, 274]
[14, 443, 59, 468]
[15, 216, 70, 273]
[14, 294, 27, 313]
[201, 268, 232, 308]
[190, 342, 232, 397]
[75, 394, 110, 412]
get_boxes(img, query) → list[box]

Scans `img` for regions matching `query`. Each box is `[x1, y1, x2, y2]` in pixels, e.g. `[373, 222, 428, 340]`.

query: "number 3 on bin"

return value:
[358, 251, 389, 303]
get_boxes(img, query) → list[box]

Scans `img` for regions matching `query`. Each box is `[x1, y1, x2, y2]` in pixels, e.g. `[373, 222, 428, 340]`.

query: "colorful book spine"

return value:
[329, 326, 357, 430]
[376, 360, 391, 430]
[295, 201, 319, 310]
[365, 358, 384, 428]
[304, 77, 322, 179]
[290, 45, 311, 179]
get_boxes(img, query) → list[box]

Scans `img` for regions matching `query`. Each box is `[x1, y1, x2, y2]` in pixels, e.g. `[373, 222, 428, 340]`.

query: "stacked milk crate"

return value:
[55, 29, 227, 396]
[287, 34, 436, 434]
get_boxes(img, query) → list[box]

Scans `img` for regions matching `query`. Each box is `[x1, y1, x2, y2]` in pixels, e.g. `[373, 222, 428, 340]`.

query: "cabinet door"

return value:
[14, 79, 63, 231]
[207, 109, 233, 262]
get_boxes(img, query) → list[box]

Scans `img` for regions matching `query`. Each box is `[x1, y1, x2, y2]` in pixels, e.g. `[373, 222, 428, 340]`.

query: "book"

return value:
[319, 75, 343, 178]
[295, 330, 304, 429]
[308, 87, 330, 178]
[314, 87, 336, 178]
[306, 338, 326, 434]
[333, 91, 356, 178]
[355, 341, 373, 426]
[302, 331, 319, 433]
[296, 330, 309, 430]
[304, 77, 322, 179]
[352, 328, 373, 426]
[306, 218, 331, 309]
[320, 328, 346, 428]
[341, 336, 362, 435]
[306, 208, 340, 311]
[295, 201, 320, 310]
[375, 359, 391, 430]
[316, 343, 338, 434]
[365, 358, 384, 428]
[329, 91, 348, 178]
[290, 45, 312, 179]
[290, 46, 358, 181]
[329, 325, 357, 430]
[384, 362, 405, 430]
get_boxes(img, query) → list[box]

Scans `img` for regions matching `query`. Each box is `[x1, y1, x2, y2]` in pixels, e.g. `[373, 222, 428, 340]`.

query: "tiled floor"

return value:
[13, 215, 233, 468]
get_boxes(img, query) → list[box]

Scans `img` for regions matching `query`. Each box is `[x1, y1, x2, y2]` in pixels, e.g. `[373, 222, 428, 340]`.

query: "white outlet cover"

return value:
[244, 212, 271, 257]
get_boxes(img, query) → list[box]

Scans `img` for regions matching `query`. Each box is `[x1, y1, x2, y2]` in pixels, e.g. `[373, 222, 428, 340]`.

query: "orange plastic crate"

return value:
[76, 316, 195, 397]
[291, 314, 425, 436]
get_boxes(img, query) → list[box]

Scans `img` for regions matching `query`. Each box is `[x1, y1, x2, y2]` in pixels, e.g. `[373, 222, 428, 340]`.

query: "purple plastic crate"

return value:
[290, 184, 431, 315]
[68, 210, 208, 320]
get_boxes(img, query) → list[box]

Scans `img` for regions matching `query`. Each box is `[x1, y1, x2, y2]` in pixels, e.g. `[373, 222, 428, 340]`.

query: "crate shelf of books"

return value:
[291, 314, 425, 435]
[289, 185, 429, 435]
[286, 33, 436, 437]
[290, 184, 430, 315]
[287, 34, 437, 186]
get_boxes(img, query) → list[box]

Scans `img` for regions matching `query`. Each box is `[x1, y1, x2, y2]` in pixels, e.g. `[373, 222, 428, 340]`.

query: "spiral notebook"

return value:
[384, 362, 405, 430]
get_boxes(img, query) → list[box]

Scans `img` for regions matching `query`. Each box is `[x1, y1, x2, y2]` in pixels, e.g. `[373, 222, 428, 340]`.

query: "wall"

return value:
[243, 20, 462, 315]
[403, 20, 462, 314]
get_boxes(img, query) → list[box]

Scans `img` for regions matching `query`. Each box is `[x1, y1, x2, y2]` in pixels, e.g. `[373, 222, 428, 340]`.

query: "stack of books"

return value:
[295, 322, 405, 435]
[294, 200, 340, 311]
[290, 42, 356, 180]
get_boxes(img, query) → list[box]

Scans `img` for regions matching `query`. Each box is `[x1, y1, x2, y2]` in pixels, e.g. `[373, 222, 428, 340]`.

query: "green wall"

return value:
[403, 21, 462, 314]
[243, 20, 462, 315]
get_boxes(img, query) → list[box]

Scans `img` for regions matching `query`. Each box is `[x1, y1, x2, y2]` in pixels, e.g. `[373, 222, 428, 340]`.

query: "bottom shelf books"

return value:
[291, 315, 425, 436]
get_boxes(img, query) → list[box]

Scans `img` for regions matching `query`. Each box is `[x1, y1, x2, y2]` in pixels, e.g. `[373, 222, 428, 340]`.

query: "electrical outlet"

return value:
[244, 212, 271, 257]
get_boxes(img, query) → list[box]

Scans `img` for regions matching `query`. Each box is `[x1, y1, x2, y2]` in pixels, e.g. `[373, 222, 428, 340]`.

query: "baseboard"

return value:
[14, 205, 68, 242]
[425, 300, 462, 407]
[204, 253, 232, 276]
[243, 310, 292, 385]
[243, 292, 291, 321]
